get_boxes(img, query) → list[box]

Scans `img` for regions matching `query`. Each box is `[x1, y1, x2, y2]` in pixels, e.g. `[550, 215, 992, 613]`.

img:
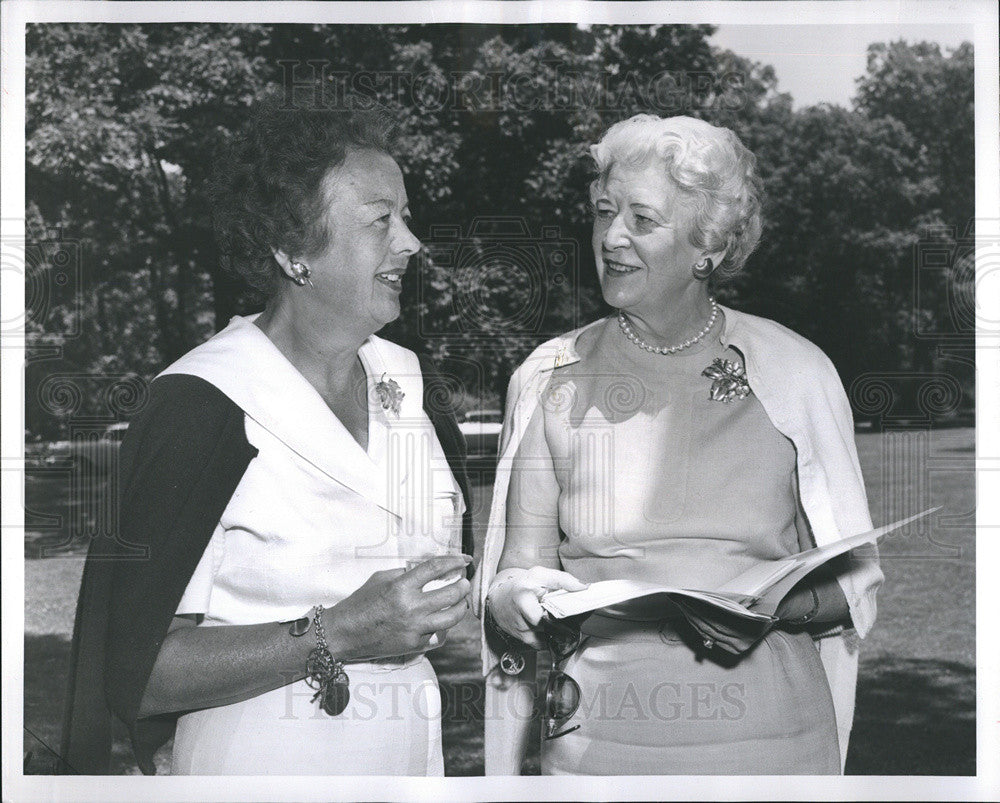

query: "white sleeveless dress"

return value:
[158, 315, 463, 775]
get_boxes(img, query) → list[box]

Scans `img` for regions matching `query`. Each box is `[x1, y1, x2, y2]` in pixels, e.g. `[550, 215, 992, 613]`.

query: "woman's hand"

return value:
[774, 581, 820, 624]
[324, 555, 473, 661]
[486, 566, 588, 650]
[774, 575, 851, 627]
[671, 597, 774, 656]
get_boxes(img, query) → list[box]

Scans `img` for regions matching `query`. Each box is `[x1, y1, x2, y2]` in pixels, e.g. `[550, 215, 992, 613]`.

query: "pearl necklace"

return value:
[617, 298, 719, 355]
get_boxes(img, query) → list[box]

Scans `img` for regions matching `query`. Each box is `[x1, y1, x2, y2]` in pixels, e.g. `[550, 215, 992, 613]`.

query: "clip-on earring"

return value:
[291, 261, 314, 288]
[692, 257, 714, 280]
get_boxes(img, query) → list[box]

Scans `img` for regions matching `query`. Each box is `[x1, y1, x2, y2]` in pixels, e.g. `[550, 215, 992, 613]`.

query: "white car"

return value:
[38, 421, 129, 475]
[458, 409, 503, 459]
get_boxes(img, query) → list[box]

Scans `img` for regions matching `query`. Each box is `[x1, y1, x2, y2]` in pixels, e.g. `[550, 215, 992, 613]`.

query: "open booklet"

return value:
[540, 508, 939, 626]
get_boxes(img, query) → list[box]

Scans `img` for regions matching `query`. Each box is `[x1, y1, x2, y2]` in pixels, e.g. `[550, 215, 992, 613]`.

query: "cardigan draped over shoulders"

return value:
[476, 305, 882, 772]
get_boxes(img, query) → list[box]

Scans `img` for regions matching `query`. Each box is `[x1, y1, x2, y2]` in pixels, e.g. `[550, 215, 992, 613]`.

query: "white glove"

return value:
[486, 566, 588, 650]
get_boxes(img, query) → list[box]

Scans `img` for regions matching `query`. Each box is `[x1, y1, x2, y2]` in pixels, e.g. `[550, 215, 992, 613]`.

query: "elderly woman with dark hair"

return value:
[62, 97, 473, 776]
[478, 115, 882, 775]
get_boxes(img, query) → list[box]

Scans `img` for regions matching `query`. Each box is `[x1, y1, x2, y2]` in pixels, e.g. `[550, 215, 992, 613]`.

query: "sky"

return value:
[710, 24, 974, 109]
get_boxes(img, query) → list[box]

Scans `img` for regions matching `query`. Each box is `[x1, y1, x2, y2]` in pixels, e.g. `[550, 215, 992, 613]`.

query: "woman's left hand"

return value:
[671, 597, 774, 656]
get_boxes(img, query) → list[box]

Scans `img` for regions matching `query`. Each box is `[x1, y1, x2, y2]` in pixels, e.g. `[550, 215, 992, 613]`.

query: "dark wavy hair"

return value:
[210, 94, 398, 296]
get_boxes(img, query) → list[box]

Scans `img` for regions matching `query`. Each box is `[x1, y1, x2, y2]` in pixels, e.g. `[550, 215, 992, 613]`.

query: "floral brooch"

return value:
[375, 373, 405, 417]
[702, 358, 752, 403]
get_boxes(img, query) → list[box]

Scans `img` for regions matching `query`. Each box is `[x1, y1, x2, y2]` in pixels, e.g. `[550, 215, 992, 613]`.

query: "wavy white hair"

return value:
[589, 114, 763, 279]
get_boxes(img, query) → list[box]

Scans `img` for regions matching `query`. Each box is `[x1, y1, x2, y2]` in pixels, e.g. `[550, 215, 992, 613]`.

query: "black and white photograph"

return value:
[2, 1, 998, 800]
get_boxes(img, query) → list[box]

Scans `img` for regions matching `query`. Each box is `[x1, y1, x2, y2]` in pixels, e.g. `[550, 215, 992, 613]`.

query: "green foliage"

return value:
[24, 25, 974, 436]
[855, 41, 974, 227]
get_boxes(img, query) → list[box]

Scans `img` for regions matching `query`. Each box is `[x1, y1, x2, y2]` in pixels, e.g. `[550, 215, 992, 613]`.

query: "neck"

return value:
[254, 293, 369, 392]
[622, 285, 715, 347]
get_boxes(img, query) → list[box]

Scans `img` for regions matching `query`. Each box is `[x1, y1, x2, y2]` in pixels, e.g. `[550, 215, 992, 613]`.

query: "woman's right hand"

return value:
[486, 566, 588, 650]
[323, 555, 472, 661]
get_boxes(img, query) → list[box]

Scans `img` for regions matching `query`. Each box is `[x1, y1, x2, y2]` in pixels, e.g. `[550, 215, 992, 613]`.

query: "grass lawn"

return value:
[22, 429, 975, 775]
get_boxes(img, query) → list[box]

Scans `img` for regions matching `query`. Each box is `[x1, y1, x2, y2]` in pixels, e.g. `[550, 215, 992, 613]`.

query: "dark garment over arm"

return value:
[60, 358, 475, 775]
[417, 354, 476, 566]
[60, 374, 258, 774]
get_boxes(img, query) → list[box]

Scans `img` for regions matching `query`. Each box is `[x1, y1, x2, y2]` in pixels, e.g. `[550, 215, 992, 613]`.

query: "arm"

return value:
[775, 469, 852, 627]
[139, 555, 471, 717]
[138, 614, 306, 717]
[484, 405, 583, 776]
[488, 404, 585, 648]
[499, 401, 562, 572]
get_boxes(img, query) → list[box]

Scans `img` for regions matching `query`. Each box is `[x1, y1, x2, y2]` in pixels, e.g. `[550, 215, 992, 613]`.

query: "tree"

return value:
[741, 104, 934, 381]
[25, 24, 272, 435]
[24, 25, 973, 434]
[854, 41, 975, 389]
[855, 41, 974, 230]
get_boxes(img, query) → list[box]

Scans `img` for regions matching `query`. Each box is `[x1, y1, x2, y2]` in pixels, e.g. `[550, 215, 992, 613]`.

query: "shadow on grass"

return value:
[23, 634, 71, 774]
[846, 656, 975, 775]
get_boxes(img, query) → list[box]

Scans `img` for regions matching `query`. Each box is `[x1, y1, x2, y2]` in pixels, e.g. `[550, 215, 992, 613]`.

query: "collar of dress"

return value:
[157, 314, 422, 519]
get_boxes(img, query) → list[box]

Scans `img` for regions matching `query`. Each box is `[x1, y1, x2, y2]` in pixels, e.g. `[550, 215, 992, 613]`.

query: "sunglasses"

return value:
[539, 616, 584, 740]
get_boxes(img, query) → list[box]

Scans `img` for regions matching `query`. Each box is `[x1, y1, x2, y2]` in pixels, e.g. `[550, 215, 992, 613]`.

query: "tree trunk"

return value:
[147, 260, 177, 364]
[209, 261, 240, 332]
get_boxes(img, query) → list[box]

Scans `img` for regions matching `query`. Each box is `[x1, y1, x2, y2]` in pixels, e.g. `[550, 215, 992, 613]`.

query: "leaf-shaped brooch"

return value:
[375, 373, 405, 417]
[702, 358, 752, 403]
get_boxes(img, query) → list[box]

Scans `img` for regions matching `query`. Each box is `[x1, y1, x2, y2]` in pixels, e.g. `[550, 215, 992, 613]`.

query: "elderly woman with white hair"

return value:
[478, 114, 882, 775]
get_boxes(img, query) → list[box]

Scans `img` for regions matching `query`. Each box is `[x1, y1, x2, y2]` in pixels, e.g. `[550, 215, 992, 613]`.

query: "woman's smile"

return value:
[375, 268, 406, 291]
[591, 158, 711, 316]
[603, 257, 643, 276]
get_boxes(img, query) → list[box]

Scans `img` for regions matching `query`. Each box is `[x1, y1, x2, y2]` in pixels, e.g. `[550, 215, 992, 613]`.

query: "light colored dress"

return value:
[158, 315, 464, 776]
[481, 309, 881, 774]
[531, 320, 841, 775]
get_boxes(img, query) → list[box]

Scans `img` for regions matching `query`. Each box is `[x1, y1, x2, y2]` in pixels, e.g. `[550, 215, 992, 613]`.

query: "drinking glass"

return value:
[404, 490, 464, 647]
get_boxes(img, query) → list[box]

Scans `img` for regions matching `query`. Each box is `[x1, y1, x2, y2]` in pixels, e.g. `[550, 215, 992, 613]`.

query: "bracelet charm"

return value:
[305, 605, 350, 716]
[499, 651, 526, 675]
